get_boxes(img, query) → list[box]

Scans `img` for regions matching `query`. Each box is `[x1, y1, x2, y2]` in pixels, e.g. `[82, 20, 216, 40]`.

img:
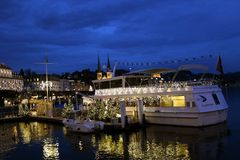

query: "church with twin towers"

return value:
[97, 56, 113, 80]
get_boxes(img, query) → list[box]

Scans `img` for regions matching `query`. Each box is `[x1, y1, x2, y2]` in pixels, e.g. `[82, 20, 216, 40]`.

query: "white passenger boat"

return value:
[92, 64, 228, 127]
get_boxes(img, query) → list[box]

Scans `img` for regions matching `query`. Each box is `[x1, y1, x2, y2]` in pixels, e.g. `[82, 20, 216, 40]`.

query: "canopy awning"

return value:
[178, 64, 208, 71]
[127, 68, 176, 75]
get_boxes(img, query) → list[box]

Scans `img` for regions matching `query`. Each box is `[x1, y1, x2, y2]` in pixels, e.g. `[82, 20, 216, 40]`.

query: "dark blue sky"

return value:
[0, 0, 240, 73]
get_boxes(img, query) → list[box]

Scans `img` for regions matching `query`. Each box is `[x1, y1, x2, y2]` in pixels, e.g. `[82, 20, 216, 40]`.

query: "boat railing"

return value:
[95, 80, 217, 96]
[138, 80, 215, 88]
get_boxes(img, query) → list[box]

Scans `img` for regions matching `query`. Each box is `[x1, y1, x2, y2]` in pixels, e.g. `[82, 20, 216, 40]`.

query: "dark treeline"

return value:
[224, 72, 240, 86]
[19, 68, 240, 86]
[19, 68, 129, 85]
[61, 69, 128, 84]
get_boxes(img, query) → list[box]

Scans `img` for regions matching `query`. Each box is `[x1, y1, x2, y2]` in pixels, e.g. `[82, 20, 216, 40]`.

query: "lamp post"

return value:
[75, 92, 78, 111]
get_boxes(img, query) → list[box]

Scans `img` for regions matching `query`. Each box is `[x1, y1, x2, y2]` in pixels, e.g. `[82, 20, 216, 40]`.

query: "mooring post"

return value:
[137, 99, 144, 125]
[120, 100, 126, 128]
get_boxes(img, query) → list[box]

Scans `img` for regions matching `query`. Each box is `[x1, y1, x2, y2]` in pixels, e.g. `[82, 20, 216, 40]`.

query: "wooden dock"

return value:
[0, 116, 26, 123]
[0, 115, 63, 124]
[0, 115, 143, 131]
[29, 116, 63, 124]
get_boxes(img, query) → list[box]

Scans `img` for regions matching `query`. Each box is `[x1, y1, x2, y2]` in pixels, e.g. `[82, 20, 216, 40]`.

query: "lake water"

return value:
[0, 87, 239, 160]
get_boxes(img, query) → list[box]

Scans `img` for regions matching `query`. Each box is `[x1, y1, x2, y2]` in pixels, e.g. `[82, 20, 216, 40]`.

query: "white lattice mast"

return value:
[45, 57, 49, 101]
[38, 56, 53, 101]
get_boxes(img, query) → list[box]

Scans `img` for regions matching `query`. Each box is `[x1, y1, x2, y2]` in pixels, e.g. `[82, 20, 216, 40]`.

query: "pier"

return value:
[0, 107, 143, 131]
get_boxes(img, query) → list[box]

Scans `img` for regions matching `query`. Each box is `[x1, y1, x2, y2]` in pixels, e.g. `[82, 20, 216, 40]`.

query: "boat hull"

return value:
[144, 109, 228, 127]
[63, 119, 104, 133]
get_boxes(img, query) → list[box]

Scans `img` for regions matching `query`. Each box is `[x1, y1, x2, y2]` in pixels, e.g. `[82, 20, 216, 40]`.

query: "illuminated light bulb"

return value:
[143, 88, 147, 94]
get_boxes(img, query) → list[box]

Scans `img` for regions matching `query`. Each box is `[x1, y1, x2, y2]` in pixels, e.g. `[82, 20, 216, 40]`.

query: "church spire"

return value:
[106, 55, 112, 78]
[97, 55, 101, 72]
[107, 55, 111, 71]
[97, 55, 102, 80]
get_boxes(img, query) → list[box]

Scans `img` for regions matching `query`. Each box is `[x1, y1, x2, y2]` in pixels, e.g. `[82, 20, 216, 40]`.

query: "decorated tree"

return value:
[106, 99, 120, 119]
[95, 99, 106, 120]
[62, 103, 74, 118]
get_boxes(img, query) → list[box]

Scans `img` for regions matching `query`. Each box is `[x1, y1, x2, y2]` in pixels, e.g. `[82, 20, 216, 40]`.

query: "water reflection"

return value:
[0, 122, 229, 159]
[142, 124, 228, 160]
[65, 123, 229, 160]
[0, 122, 60, 159]
[0, 123, 18, 159]
[18, 122, 51, 144]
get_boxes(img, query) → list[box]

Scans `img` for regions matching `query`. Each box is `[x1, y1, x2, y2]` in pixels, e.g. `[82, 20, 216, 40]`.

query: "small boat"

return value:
[63, 113, 104, 133]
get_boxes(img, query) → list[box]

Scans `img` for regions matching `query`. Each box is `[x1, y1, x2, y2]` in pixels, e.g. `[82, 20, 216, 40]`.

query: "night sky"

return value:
[0, 0, 240, 73]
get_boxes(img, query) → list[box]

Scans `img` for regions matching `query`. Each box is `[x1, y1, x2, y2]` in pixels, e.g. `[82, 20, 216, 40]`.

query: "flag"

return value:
[216, 55, 224, 75]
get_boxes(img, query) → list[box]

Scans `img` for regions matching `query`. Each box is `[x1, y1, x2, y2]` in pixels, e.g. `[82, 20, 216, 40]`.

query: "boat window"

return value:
[125, 77, 147, 87]
[172, 96, 185, 107]
[142, 97, 160, 107]
[126, 101, 136, 107]
[192, 102, 196, 107]
[110, 80, 122, 88]
[160, 96, 186, 107]
[94, 83, 100, 89]
[160, 96, 173, 107]
[212, 93, 220, 105]
[100, 81, 109, 89]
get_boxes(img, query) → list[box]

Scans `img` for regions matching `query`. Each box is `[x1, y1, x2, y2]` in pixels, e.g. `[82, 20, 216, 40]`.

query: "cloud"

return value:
[0, 0, 240, 73]
[36, 0, 158, 30]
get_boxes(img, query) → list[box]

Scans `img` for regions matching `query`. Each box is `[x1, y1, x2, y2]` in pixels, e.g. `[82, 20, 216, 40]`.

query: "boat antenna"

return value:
[112, 61, 117, 77]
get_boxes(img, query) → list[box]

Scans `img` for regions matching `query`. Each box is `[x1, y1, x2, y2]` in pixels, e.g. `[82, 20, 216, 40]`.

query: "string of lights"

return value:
[114, 54, 215, 67]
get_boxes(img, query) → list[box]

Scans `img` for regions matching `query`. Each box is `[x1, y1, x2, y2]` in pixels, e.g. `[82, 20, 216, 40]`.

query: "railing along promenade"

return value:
[0, 106, 20, 120]
[0, 106, 63, 123]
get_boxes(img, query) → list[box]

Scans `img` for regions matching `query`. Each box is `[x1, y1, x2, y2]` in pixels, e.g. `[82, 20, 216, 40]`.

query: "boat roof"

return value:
[92, 75, 149, 83]
[92, 64, 209, 83]
[127, 68, 176, 75]
[178, 64, 208, 71]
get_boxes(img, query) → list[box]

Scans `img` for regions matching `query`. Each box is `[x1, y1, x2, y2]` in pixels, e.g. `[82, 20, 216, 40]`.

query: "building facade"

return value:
[27, 76, 89, 92]
[27, 75, 61, 92]
[0, 64, 23, 92]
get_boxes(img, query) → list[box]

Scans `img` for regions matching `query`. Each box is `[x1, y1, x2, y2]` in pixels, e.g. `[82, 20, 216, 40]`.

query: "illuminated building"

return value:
[69, 80, 90, 91]
[0, 64, 23, 92]
[60, 79, 70, 91]
[28, 75, 61, 91]
[27, 76, 89, 92]
[106, 56, 112, 79]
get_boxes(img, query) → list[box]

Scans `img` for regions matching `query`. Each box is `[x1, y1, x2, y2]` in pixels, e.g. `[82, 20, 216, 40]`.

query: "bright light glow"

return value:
[40, 81, 53, 90]
[31, 111, 37, 116]
[43, 138, 59, 159]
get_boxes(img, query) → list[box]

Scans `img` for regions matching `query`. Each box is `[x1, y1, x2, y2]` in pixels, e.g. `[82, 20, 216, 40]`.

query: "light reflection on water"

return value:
[0, 119, 230, 159]
[0, 122, 61, 160]
[42, 138, 59, 160]
[64, 123, 228, 160]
